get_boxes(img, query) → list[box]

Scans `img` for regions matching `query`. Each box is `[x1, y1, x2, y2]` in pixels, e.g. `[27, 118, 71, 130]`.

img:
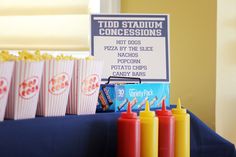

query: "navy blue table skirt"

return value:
[0, 109, 235, 157]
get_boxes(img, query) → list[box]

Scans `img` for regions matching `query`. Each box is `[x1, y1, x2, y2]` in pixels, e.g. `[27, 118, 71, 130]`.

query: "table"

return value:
[0, 108, 235, 157]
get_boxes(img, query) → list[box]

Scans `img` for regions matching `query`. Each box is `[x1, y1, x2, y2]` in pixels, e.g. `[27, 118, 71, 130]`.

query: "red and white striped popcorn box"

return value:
[5, 61, 44, 120]
[0, 62, 14, 121]
[37, 60, 74, 117]
[67, 59, 103, 115]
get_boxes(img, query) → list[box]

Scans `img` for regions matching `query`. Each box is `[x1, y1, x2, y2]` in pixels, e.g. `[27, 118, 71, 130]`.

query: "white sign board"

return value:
[91, 14, 170, 82]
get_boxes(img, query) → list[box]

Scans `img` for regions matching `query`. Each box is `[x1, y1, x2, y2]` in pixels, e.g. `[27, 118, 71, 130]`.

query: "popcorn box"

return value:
[0, 62, 14, 121]
[37, 60, 74, 117]
[96, 83, 170, 112]
[5, 61, 44, 120]
[67, 60, 103, 115]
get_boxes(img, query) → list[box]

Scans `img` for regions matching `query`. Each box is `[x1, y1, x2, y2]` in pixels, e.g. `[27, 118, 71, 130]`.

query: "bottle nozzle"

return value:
[140, 100, 155, 117]
[145, 101, 150, 112]
[127, 102, 132, 113]
[121, 102, 137, 118]
[172, 97, 187, 114]
[162, 100, 166, 111]
[177, 97, 182, 109]
[156, 99, 172, 116]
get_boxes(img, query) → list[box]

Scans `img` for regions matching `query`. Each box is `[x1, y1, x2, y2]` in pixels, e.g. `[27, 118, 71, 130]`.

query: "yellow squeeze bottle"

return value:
[172, 98, 190, 157]
[140, 101, 158, 157]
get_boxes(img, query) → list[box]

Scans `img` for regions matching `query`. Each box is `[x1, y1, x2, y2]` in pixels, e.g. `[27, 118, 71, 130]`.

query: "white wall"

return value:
[216, 0, 236, 145]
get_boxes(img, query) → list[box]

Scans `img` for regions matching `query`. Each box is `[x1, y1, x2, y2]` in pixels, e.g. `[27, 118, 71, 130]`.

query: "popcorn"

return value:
[0, 51, 14, 121]
[67, 59, 103, 115]
[0, 50, 17, 61]
[17, 50, 43, 61]
[37, 53, 74, 117]
[41, 53, 53, 60]
[34, 51, 74, 61]
[85, 56, 94, 60]
[5, 50, 44, 120]
[1, 49, 102, 119]
[56, 54, 74, 60]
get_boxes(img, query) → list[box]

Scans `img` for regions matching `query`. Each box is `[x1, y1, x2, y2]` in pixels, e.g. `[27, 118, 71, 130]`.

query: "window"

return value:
[0, 0, 120, 57]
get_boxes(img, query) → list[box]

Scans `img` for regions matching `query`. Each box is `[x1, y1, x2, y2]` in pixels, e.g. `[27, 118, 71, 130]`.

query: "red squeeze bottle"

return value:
[156, 100, 175, 157]
[117, 102, 140, 157]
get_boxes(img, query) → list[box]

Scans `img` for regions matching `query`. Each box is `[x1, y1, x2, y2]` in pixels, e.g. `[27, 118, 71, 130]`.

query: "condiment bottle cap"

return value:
[156, 100, 172, 116]
[172, 98, 187, 114]
[140, 101, 155, 117]
[121, 102, 137, 119]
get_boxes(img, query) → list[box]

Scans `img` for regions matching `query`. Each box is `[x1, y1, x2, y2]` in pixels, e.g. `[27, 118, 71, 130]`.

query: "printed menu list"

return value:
[91, 14, 170, 82]
[106, 39, 152, 77]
